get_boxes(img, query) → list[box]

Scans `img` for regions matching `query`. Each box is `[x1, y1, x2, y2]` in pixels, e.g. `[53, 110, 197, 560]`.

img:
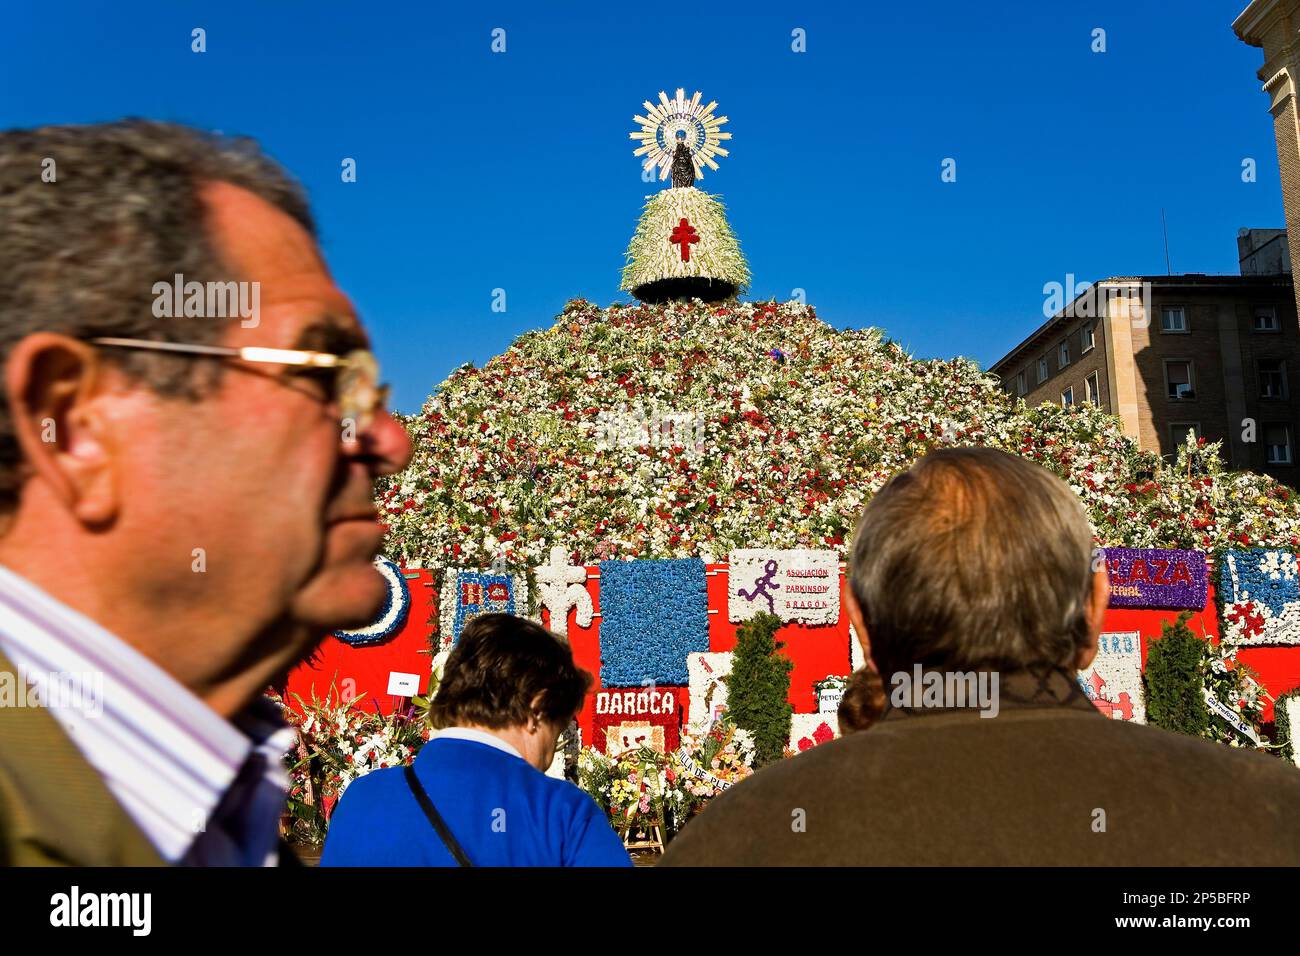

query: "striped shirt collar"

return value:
[434, 726, 525, 761]
[0, 564, 293, 865]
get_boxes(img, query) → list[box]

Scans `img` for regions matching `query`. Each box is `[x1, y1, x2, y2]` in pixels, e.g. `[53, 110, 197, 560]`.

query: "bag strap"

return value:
[403, 763, 474, 867]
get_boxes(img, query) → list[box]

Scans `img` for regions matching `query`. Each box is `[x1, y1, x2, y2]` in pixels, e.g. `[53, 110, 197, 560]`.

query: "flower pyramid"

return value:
[378, 297, 1300, 569]
[379, 89, 1300, 571]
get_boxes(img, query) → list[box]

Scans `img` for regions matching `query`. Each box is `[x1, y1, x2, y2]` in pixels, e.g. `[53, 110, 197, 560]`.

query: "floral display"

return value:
[271, 687, 429, 847]
[578, 746, 684, 832]
[686, 651, 733, 732]
[1144, 611, 1271, 750]
[532, 545, 594, 637]
[331, 557, 411, 647]
[438, 569, 529, 647]
[1078, 631, 1145, 722]
[378, 300, 1300, 574]
[1219, 549, 1300, 645]
[1276, 690, 1300, 767]
[1200, 639, 1270, 747]
[577, 718, 756, 839]
[596, 558, 708, 686]
[592, 687, 682, 754]
[602, 722, 667, 757]
[727, 548, 840, 625]
[671, 720, 756, 801]
[788, 713, 839, 752]
[1102, 548, 1207, 610]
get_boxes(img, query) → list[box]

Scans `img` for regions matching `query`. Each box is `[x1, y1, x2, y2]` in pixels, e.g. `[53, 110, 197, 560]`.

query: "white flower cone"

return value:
[621, 187, 750, 302]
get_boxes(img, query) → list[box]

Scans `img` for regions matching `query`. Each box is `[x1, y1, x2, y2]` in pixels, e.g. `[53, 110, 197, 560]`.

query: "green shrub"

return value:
[1143, 611, 1211, 738]
[724, 612, 793, 767]
[1276, 688, 1300, 765]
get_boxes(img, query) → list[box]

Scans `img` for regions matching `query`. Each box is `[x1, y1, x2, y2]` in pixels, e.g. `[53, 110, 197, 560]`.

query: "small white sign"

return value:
[818, 688, 844, 714]
[387, 671, 421, 696]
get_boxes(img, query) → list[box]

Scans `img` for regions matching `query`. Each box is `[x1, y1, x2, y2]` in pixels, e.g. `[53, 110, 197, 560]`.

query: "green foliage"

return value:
[1143, 611, 1212, 738]
[1276, 688, 1300, 765]
[724, 612, 793, 767]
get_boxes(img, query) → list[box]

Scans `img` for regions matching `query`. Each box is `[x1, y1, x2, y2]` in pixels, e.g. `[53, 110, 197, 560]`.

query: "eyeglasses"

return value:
[90, 337, 391, 432]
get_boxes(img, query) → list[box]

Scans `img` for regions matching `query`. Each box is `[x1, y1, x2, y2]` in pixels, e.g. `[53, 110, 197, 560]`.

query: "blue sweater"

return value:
[320, 737, 632, 867]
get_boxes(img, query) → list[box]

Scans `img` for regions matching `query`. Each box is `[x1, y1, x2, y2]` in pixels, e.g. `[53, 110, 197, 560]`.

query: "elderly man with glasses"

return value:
[0, 121, 411, 866]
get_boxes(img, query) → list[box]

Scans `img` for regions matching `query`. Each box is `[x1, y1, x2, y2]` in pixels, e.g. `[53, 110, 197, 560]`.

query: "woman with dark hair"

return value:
[320, 614, 631, 866]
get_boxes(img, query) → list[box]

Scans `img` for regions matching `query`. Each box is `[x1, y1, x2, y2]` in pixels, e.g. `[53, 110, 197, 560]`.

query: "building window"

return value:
[1165, 360, 1195, 400]
[1015, 370, 1026, 396]
[1265, 423, 1293, 465]
[1160, 306, 1188, 333]
[1253, 306, 1280, 332]
[1058, 340, 1070, 368]
[1037, 357, 1048, 384]
[1169, 422, 1201, 451]
[1259, 359, 1288, 399]
[1085, 370, 1100, 405]
[1061, 386, 1075, 407]
[1081, 322, 1095, 353]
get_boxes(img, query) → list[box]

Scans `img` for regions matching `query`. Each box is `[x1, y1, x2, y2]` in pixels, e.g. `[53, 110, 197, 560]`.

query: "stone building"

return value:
[1236, 0, 1300, 310]
[990, 268, 1299, 487]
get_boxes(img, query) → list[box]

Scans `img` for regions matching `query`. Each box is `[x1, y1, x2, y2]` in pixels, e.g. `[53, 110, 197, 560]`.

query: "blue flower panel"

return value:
[598, 558, 708, 687]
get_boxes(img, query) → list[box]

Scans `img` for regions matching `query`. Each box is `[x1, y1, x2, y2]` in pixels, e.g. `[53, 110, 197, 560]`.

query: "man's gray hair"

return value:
[0, 119, 314, 515]
[849, 447, 1096, 677]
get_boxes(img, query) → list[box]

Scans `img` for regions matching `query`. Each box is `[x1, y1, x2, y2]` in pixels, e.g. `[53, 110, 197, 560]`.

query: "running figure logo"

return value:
[738, 559, 781, 613]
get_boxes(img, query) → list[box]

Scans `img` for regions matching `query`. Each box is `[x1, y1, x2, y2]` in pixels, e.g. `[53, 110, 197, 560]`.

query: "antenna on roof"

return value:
[1161, 208, 1172, 275]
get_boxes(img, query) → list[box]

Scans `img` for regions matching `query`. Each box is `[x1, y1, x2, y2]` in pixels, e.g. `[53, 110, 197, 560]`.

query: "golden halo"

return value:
[629, 88, 732, 182]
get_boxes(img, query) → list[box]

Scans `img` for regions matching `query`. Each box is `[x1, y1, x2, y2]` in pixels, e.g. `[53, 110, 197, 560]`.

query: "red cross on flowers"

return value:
[1086, 672, 1135, 720]
[1227, 602, 1266, 639]
[670, 218, 699, 262]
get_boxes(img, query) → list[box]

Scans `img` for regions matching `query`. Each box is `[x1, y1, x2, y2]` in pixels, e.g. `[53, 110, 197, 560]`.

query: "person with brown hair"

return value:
[663, 447, 1300, 865]
[320, 614, 631, 867]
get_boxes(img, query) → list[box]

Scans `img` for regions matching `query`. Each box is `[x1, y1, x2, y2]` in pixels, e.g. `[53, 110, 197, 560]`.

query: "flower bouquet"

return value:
[269, 686, 431, 848]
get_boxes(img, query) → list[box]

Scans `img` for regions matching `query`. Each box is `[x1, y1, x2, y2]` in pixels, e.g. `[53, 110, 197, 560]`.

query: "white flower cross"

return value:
[533, 545, 594, 637]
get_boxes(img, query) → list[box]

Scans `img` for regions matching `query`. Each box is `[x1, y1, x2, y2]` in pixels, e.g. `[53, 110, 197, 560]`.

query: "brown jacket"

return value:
[662, 668, 1300, 866]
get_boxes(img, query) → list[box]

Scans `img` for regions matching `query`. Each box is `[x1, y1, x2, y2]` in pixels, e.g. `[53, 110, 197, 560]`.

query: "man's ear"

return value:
[526, 691, 547, 733]
[1075, 567, 1110, 671]
[4, 333, 118, 524]
[843, 583, 875, 672]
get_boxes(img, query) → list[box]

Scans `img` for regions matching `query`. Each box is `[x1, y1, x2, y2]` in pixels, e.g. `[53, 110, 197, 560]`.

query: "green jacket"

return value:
[0, 647, 165, 865]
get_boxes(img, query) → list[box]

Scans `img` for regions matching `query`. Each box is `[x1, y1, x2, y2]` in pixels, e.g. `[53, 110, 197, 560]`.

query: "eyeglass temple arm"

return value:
[91, 338, 343, 368]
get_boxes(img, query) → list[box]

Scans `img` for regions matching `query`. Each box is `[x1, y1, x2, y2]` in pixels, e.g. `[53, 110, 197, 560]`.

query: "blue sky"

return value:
[1, 1, 1283, 412]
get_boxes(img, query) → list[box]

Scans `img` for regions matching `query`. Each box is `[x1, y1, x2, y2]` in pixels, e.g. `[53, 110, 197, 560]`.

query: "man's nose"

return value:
[346, 409, 412, 476]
